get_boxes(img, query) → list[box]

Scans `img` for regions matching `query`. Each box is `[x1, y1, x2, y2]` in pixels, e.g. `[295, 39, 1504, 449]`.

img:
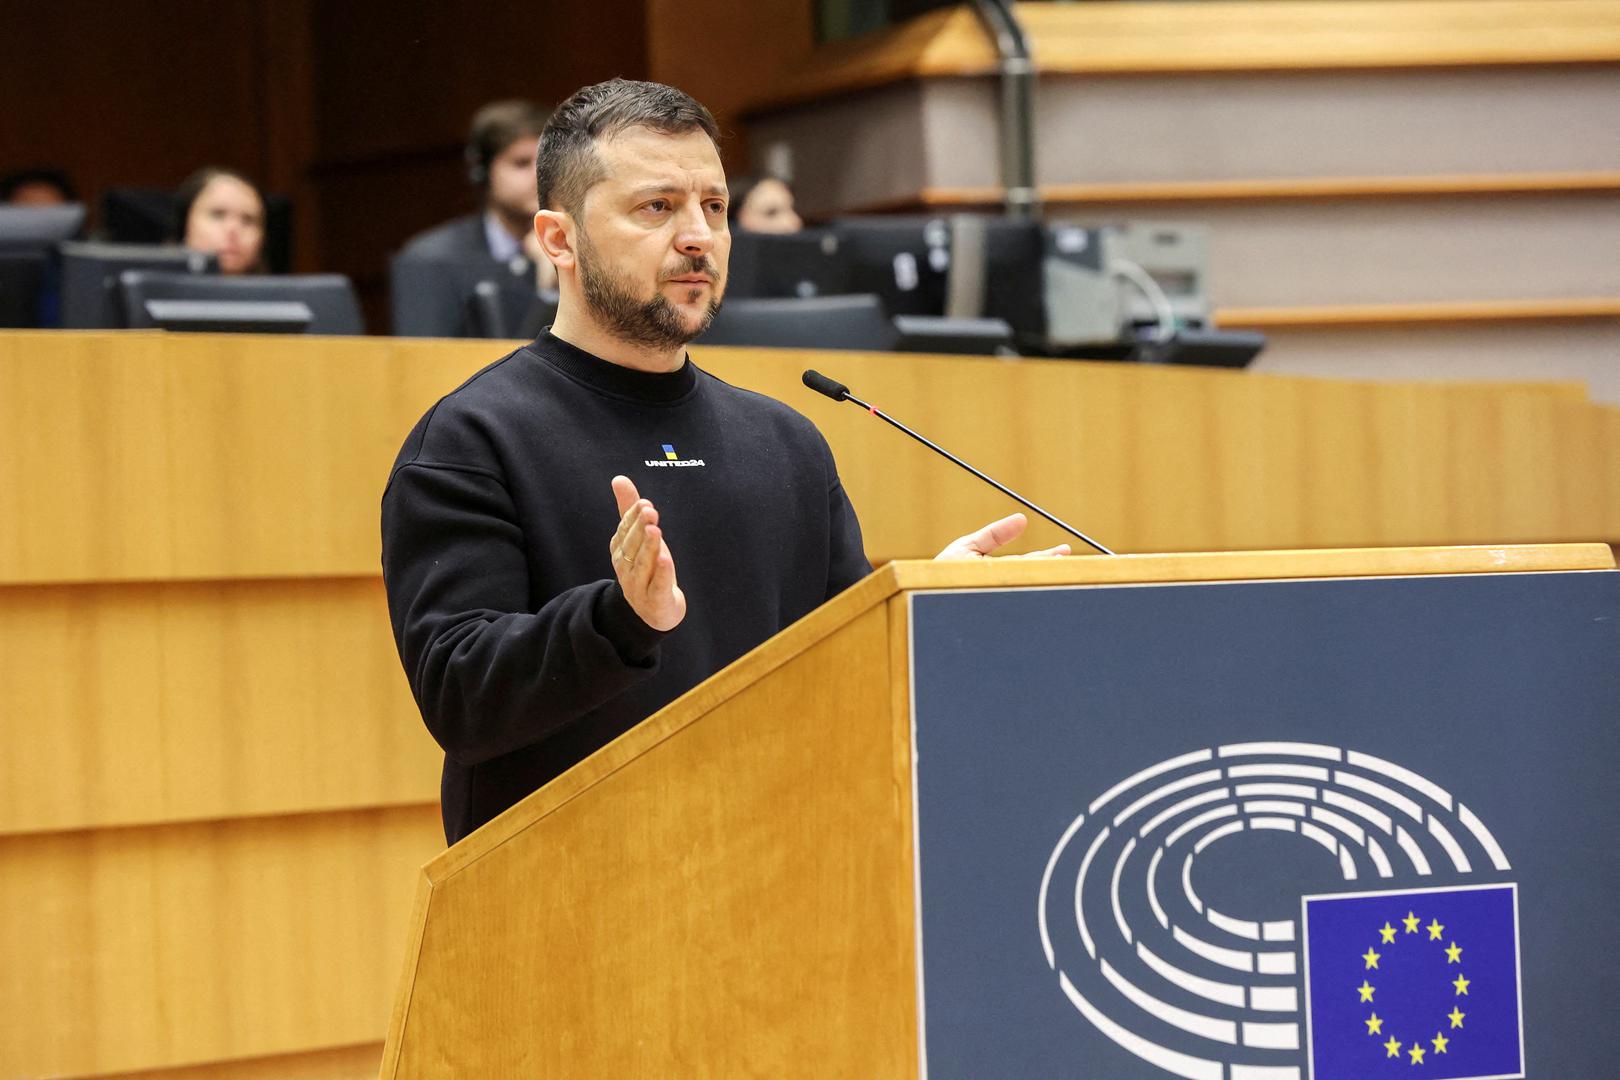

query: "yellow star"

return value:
[1384, 1036, 1402, 1058]
[1363, 946, 1381, 969]
[1403, 911, 1421, 933]
[1379, 921, 1398, 944]
[1427, 918, 1445, 941]
[1453, 973, 1471, 996]
[1358, 980, 1376, 1003]
[1449, 1006, 1466, 1028]
[1432, 1031, 1450, 1054]
[1366, 1012, 1384, 1035]
[1445, 942, 1463, 963]
[1409, 1044, 1426, 1064]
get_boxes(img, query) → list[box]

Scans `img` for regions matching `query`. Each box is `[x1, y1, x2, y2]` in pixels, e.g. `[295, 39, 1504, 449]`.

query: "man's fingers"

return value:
[640, 526, 672, 585]
[611, 474, 641, 518]
[941, 512, 1027, 558]
[610, 499, 641, 551]
[1020, 543, 1072, 559]
[605, 478, 685, 633]
[618, 504, 659, 568]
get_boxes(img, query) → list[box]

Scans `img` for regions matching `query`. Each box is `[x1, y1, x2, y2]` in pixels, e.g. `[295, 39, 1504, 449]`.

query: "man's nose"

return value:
[674, 204, 714, 257]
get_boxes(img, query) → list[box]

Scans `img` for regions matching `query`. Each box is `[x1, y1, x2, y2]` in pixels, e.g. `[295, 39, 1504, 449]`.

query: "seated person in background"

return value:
[174, 167, 265, 275]
[726, 173, 803, 234]
[401, 99, 557, 292]
[0, 167, 78, 206]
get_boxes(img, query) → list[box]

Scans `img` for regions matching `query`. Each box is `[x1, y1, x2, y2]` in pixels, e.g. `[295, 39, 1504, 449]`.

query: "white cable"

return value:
[1111, 256, 1177, 343]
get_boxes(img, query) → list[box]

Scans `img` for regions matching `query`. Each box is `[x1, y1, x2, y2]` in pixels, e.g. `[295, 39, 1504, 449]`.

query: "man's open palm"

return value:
[609, 475, 686, 631]
[935, 512, 1072, 560]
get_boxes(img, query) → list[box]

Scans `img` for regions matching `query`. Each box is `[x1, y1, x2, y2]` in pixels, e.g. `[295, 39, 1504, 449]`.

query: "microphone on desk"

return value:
[801, 369, 1115, 556]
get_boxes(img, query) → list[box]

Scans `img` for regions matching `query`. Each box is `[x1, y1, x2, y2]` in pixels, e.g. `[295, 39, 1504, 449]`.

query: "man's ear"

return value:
[534, 209, 575, 271]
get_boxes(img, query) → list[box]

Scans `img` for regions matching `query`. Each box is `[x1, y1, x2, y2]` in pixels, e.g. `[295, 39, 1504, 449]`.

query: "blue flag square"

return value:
[1302, 883, 1523, 1080]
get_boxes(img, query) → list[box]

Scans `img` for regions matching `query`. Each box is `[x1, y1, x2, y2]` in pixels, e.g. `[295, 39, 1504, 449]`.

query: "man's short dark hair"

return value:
[536, 79, 720, 216]
[0, 167, 78, 203]
[466, 100, 550, 190]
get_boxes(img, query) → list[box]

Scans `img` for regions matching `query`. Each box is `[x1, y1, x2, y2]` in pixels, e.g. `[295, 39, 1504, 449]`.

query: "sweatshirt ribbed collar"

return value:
[532, 329, 699, 405]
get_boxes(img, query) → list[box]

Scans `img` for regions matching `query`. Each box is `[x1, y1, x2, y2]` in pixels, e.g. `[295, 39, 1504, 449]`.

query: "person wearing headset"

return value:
[398, 99, 556, 291]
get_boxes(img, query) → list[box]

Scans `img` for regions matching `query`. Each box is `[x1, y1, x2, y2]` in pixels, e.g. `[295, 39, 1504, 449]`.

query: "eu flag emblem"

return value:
[1302, 883, 1523, 1079]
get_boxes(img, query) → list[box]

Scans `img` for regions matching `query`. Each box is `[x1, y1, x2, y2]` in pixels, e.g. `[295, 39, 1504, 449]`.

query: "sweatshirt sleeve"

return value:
[826, 473, 872, 598]
[381, 459, 665, 767]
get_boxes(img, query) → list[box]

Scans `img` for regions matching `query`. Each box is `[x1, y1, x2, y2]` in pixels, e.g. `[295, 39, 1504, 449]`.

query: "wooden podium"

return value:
[380, 545, 1616, 1078]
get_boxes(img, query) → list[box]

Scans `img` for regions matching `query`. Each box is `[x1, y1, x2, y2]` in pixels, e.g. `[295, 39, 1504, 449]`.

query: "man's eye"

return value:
[706, 201, 726, 215]
[646, 200, 669, 213]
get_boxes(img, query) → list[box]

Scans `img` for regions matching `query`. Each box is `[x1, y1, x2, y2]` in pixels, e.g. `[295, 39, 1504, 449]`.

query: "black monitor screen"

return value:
[0, 252, 47, 328]
[830, 216, 953, 317]
[724, 229, 849, 301]
[979, 218, 1046, 347]
[59, 241, 216, 329]
[0, 204, 87, 326]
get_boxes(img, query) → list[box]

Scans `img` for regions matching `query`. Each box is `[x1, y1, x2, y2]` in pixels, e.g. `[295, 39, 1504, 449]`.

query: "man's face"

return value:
[487, 134, 540, 222]
[571, 126, 729, 351]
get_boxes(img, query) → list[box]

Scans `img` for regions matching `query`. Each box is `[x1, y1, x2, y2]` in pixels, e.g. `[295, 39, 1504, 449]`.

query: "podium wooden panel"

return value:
[379, 543, 1613, 1077]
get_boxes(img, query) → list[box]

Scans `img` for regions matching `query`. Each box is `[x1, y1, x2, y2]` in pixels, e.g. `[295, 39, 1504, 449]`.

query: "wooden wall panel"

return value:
[0, 577, 435, 834]
[3, 333, 1617, 586]
[0, 332, 491, 582]
[0, 804, 440, 1079]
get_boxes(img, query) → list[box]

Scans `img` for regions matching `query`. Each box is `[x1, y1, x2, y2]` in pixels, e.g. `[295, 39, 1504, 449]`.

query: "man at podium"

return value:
[381, 78, 1063, 844]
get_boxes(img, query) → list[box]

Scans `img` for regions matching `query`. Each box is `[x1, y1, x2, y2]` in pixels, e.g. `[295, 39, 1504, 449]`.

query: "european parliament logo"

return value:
[1303, 884, 1523, 1079]
[1039, 741, 1524, 1080]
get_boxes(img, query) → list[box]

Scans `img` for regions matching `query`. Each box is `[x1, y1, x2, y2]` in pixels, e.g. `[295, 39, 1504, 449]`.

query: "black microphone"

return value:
[801, 369, 1114, 556]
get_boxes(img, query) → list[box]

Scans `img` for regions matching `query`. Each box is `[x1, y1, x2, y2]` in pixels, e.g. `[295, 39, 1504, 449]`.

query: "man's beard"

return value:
[576, 229, 722, 352]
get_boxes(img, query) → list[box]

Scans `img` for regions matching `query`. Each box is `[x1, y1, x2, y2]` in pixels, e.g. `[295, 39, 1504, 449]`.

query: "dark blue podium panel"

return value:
[908, 570, 1618, 1080]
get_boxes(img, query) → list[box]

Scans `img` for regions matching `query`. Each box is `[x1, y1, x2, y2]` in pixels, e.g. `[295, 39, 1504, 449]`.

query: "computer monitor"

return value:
[58, 241, 216, 329]
[141, 299, 313, 334]
[470, 280, 557, 339]
[723, 229, 849, 301]
[891, 315, 1015, 355]
[391, 253, 538, 337]
[964, 216, 1046, 349]
[695, 294, 898, 351]
[0, 253, 47, 328]
[829, 215, 1046, 341]
[119, 271, 364, 335]
[0, 203, 87, 247]
[0, 203, 88, 326]
[828, 216, 953, 317]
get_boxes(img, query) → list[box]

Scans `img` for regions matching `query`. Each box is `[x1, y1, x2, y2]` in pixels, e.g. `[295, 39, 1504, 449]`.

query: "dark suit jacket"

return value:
[392, 213, 535, 337]
[400, 214, 493, 262]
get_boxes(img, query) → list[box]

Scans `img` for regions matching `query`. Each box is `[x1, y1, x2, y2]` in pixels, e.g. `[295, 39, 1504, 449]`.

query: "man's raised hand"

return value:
[609, 475, 686, 631]
[934, 512, 1072, 560]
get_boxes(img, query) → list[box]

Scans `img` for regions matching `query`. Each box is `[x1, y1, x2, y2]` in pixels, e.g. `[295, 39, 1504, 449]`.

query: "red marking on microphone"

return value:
[868, 405, 878, 416]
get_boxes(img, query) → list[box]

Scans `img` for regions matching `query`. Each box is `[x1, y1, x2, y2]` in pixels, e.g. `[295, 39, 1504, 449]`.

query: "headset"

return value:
[465, 132, 493, 189]
[464, 101, 547, 191]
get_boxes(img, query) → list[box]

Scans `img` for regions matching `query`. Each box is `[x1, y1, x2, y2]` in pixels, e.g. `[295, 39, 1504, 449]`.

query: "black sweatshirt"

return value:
[381, 331, 871, 843]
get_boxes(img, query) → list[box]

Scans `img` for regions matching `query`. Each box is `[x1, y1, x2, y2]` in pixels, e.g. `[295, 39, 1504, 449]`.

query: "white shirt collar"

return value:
[484, 211, 522, 262]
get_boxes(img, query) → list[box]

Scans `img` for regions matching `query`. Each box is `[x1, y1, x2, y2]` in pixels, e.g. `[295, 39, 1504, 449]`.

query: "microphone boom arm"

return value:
[802, 369, 1115, 556]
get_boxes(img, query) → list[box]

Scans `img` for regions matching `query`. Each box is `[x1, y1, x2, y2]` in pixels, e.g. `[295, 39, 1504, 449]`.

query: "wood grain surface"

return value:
[388, 604, 917, 1077]
[0, 804, 440, 1078]
[0, 577, 435, 835]
[750, 0, 1620, 111]
[4, 333, 1618, 585]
